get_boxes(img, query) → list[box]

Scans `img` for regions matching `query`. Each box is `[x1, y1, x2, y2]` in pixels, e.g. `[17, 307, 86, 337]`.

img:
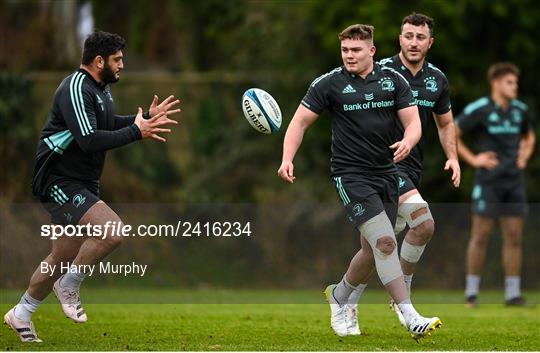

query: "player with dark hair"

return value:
[456, 62, 535, 307]
[342, 12, 460, 332]
[3, 30, 181, 342]
[278, 23, 441, 339]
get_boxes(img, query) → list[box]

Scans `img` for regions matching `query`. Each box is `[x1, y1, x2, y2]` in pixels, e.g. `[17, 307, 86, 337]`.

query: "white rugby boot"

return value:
[406, 315, 442, 340]
[345, 303, 361, 335]
[323, 284, 348, 337]
[53, 276, 87, 323]
[3, 307, 43, 343]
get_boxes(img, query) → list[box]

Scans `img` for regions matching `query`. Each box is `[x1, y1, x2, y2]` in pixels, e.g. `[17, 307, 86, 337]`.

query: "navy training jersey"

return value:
[378, 55, 452, 176]
[301, 63, 416, 176]
[31, 69, 142, 198]
[456, 96, 532, 182]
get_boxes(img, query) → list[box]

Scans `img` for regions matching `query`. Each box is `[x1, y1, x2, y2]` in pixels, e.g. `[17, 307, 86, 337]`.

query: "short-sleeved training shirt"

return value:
[301, 63, 416, 176]
[456, 96, 532, 182]
[378, 55, 451, 176]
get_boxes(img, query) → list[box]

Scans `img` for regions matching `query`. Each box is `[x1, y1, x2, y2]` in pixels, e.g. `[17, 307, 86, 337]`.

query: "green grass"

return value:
[1, 289, 539, 351]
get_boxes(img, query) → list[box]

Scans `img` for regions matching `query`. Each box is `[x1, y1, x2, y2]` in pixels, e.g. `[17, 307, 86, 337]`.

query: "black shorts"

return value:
[471, 177, 528, 217]
[397, 167, 421, 196]
[332, 173, 399, 229]
[40, 177, 100, 225]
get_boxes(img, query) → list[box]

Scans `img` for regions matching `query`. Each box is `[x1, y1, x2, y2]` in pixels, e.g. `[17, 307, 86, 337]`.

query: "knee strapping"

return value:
[359, 212, 403, 285]
[400, 240, 426, 263]
[398, 193, 433, 228]
[394, 214, 407, 234]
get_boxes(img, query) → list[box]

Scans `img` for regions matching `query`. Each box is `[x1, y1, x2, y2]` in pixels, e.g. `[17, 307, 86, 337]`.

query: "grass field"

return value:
[1, 289, 538, 351]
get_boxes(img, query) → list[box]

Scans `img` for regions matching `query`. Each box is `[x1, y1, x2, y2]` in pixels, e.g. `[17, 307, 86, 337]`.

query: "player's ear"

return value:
[94, 56, 105, 70]
[428, 37, 434, 49]
[370, 44, 376, 57]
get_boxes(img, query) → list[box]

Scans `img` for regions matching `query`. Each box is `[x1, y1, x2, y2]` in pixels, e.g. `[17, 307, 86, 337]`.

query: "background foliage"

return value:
[0, 0, 538, 289]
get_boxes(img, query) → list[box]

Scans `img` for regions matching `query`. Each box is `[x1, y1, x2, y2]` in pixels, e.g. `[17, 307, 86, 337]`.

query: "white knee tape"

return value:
[400, 240, 426, 263]
[359, 212, 403, 285]
[398, 193, 433, 228]
[394, 215, 407, 235]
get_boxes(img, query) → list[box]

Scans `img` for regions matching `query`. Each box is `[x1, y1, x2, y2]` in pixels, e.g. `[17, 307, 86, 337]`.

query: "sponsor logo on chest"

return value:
[341, 83, 394, 111]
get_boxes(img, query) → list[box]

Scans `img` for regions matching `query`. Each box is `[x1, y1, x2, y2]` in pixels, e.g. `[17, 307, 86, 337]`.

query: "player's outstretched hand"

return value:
[135, 107, 178, 142]
[389, 139, 412, 163]
[278, 161, 296, 184]
[149, 95, 181, 118]
[444, 158, 461, 188]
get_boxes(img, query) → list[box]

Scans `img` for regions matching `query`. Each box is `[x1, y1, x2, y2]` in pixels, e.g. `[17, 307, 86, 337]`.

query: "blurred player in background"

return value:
[456, 62, 535, 307]
[278, 23, 442, 340]
[3, 30, 181, 342]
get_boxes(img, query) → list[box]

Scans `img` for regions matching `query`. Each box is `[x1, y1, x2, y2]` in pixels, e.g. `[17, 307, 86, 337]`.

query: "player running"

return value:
[277, 24, 441, 340]
[456, 62, 535, 307]
[3, 31, 180, 343]
[342, 12, 460, 333]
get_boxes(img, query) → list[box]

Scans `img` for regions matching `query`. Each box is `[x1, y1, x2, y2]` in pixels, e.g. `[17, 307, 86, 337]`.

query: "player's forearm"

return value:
[457, 137, 477, 167]
[114, 114, 136, 129]
[281, 119, 306, 163]
[402, 118, 421, 148]
[520, 131, 536, 161]
[76, 125, 142, 153]
[437, 121, 458, 160]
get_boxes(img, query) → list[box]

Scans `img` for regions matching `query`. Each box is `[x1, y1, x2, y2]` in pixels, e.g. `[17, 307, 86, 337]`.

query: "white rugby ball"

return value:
[242, 88, 282, 134]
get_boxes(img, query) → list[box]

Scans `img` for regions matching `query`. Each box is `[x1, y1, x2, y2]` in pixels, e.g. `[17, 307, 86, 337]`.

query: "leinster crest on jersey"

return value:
[424, 76, 438, 92]
[378, 78, 395, 92]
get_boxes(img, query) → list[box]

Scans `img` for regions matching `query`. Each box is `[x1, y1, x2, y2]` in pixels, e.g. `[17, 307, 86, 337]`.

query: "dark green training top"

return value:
[456, 96, 532, 182]
[379, 55, 452, 177]
[301, 63, 416, 176]
[31, 68, 142, 198]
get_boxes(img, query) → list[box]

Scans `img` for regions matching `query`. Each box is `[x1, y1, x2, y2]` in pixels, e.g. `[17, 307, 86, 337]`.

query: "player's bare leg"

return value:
[500, 216, 525, 305]
[4, 232, 84, 342]
[53, 201, 125, 322]
[465, 215, 495, 307]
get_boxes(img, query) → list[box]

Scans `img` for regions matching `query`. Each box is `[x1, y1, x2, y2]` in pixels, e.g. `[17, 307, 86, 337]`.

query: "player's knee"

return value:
[410, 217, 435, 244]
[49, 251, 75, 265]
[503, 229, 522, 247]
[470, 233, 489, 248]
[376, 236, 396, 255]
[102, 221, 125, 248]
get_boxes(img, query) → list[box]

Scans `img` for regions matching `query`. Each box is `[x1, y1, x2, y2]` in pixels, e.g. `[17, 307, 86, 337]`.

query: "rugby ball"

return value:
[242, 88, 282, 134]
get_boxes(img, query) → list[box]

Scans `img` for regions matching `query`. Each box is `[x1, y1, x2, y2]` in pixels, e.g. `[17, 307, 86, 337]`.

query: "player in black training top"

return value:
[343, 13, 461, 328]
[4, 31, 181, 343]
[456, 63, 535, 307]
[278, 24, 441, 340]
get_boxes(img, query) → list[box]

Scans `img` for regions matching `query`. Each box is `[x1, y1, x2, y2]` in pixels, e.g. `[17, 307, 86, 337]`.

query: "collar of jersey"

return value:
[343, 63, 381, 82]
[78, 68, 107, 90]
[394, 53, 428, 78]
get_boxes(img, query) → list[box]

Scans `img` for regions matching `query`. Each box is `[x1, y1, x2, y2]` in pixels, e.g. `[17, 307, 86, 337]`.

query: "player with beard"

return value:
[3, 31, 181, 342]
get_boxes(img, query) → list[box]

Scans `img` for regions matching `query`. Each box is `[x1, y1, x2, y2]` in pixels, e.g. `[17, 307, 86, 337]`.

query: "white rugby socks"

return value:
[505, 276, 521, 300]
[13, 291, 41, 322]
[397, 298, 420, 324]
[333, 276, 356, 304]
[59, 264, 88, 290]
[347, 283, 368, 304]
[465, 274, 481, 297]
